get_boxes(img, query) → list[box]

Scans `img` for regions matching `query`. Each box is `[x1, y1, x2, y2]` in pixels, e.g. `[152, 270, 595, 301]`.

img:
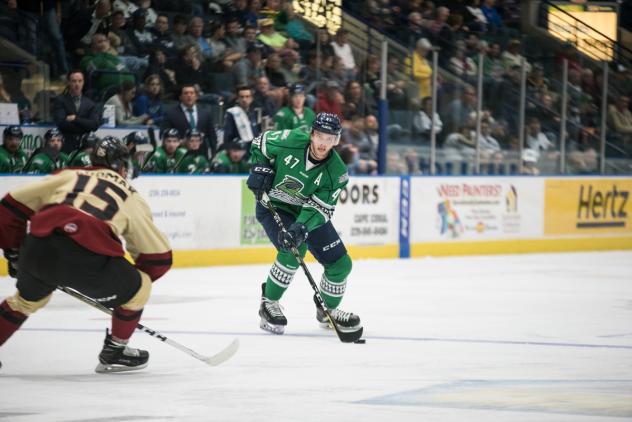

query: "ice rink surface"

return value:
[1, 251, 631, 422]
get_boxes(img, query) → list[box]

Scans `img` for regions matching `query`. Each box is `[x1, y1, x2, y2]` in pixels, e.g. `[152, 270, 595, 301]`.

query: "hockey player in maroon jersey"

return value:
[0, 137, 172, 373]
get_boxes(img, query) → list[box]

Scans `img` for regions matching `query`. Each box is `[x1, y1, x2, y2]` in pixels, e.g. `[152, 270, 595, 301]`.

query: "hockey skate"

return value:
[95, 329, 149, 373]
[259, 283, 287, 335]
[317, 307, 361, 333]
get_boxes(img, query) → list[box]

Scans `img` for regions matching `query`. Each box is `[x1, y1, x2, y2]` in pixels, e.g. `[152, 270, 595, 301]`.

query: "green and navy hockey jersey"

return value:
[24, 150, 69, 174]
[69, 151, 92, 167]
[146, 147, 187, 173]
[273, 106, 315, 132]
[250, 128, 349, 232]
[0, 146, 27, 173]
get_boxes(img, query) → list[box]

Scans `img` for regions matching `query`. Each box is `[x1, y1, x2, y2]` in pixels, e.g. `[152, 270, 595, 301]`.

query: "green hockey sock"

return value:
[263, 246, 306, 301]
[320, 254, 352, 309]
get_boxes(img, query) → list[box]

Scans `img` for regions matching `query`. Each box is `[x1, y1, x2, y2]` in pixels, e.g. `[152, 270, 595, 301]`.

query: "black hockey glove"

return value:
[278, 223, 308, 251]
[4, 249, 19, 278]
[247, 163, 275, 200]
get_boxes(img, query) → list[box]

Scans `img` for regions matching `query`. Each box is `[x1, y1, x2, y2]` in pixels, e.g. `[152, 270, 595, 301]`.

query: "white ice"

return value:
[1, 251, 631, 422]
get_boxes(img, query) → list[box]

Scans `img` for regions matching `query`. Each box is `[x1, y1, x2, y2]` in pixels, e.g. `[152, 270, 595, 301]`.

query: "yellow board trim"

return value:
[410, 236, 632, 257]
[2, 238, 630, 276]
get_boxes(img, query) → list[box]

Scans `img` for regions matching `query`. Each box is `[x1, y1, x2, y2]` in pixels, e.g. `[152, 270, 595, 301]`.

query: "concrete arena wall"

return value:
[1, 175, 631, 275]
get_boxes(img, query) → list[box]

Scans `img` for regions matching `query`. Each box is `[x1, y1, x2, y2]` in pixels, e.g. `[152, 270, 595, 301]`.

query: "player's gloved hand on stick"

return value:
[278, 223, 308, 250]
[247, 163, 275, 200]
[4, 248, 19, 278]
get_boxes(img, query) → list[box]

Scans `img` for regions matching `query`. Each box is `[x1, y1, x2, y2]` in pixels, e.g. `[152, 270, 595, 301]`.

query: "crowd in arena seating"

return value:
[0, 0, 631, 176]
[348, 0, 632, 174]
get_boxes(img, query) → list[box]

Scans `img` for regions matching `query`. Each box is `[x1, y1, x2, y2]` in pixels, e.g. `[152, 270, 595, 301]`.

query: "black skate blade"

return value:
[260, 317, 285, 335]
[95, 362, 148, 374]
[336, 326, 363, 343]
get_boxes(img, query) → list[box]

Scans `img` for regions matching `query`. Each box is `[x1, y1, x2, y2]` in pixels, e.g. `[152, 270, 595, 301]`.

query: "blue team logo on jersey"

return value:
[270, 175, 307, 206]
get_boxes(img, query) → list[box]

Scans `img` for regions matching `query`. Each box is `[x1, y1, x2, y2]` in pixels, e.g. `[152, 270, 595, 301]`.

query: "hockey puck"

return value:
[354, 339, 366, 344]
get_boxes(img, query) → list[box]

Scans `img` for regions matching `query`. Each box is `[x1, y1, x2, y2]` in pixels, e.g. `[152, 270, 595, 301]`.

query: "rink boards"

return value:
[1, 175, 631, 271]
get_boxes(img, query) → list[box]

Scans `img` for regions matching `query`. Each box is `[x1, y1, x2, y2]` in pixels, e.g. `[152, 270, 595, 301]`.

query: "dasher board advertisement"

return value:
[410, 178, 544, 242]
[545, 178, 632, 235]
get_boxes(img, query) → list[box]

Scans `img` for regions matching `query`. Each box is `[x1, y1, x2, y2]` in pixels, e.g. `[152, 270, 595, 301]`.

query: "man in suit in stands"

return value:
[53, 70, 100, 154]
[161, 84, 217, 157]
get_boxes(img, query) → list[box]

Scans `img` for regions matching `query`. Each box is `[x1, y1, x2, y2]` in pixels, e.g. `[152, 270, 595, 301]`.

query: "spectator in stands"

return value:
[413, 96, 443, 142]
[265, 53, 288, 88]
[172, 44, 210, 94]
[105, 80, 153, 126]
[359, 54, 380, 95]
[253, 75, 280, 121]
[445, 86, 476, 134]
[482, 42, 503, 81]
[109, 9, 137, 56]
[234, 42, 266, 87]
[0, 74, 12, 103]
[477, 119, 502, 157]
[530, 92, 559, 137]
[436, 13, 463, 65]
[567, 128, 598, 173]
[127, 8, 155, 58]
[527, 63, 549, 97]
[343, 80, 377, 120]
[331, 29, 357, 80]
[526, 117, 558, 162]
[480, 0, 503, 34]
[279, 48, 301, 85]
[380, 55, 409, 110]
[224, 85, 260, 143]
[428, 6, 450, 40]
[444, 125, 476, 161]
[299, 49, 320, 95]
[315, 80, 345, 120]
[316, 27, 335, 58]
[80, 33, 134, 97]
[368, 0, 395, 28]
[171, 14, 193, 52]
[284, 2, 314, 54]
[520, 148, 539, 175]
[162, 84, 217, 156]
[339, 116, 378, 175]
[501, 39, 531, 73]
[207, 21, 231, 68]
[133, 74, 165, 126]
[151, 13, 176, 57]
[406, 38, 433, 101]
[113, 0, 138, 19]
[407, 12, 427, 45]
[462, 0, 487, 33]
[224, 18, 247, 55]
[53, 70, 100, 154]
[491, 64, 521, 126]
[257, 18, 292, 51]
[449, 40, 477, 80]
[78, 0, 111, 52]
[274, 83, 315, 131]
[608, 95, 632, 144]
[137, 0, 157, 27]
[145, 48, 176, 96]
[186, 16, 212, 59]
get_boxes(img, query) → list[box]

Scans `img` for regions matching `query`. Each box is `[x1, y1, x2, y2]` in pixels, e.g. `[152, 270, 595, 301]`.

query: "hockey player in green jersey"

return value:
[273, 83, 315, 132]
[247, 112, 361, 335]
[176, 129, 210, 174]
[69, 132, 99, 167]
[23, 128, 69, 174]
[0, 126, 27, 173]
[211, 138, 251, 174]
[145, 128, 186, 173]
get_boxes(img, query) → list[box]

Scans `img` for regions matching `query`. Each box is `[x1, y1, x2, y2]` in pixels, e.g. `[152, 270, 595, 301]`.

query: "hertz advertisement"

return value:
[545, 179, 632, 235]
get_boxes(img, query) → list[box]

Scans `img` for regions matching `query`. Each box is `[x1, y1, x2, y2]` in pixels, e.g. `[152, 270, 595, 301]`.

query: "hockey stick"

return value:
[57, 286, 239, 366]
[261, 193, 363, 343]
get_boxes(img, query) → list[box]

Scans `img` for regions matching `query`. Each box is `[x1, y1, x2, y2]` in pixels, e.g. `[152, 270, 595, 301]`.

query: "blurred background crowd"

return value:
[0, 0, 631, 176]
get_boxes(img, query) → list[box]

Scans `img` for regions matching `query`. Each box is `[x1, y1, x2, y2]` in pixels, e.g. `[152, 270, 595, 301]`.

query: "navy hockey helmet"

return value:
[124, 130, 149, 146]
[91, 136, 130, 172]
[161, 128, 181, 141]
[79, 132, 99, 150]
[44, 128, 64, 144]
[288, 83, 305, 96]
[312, 112, 342, 144]
[3, 125, 23, 140]
[185, 128, 203, 140]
